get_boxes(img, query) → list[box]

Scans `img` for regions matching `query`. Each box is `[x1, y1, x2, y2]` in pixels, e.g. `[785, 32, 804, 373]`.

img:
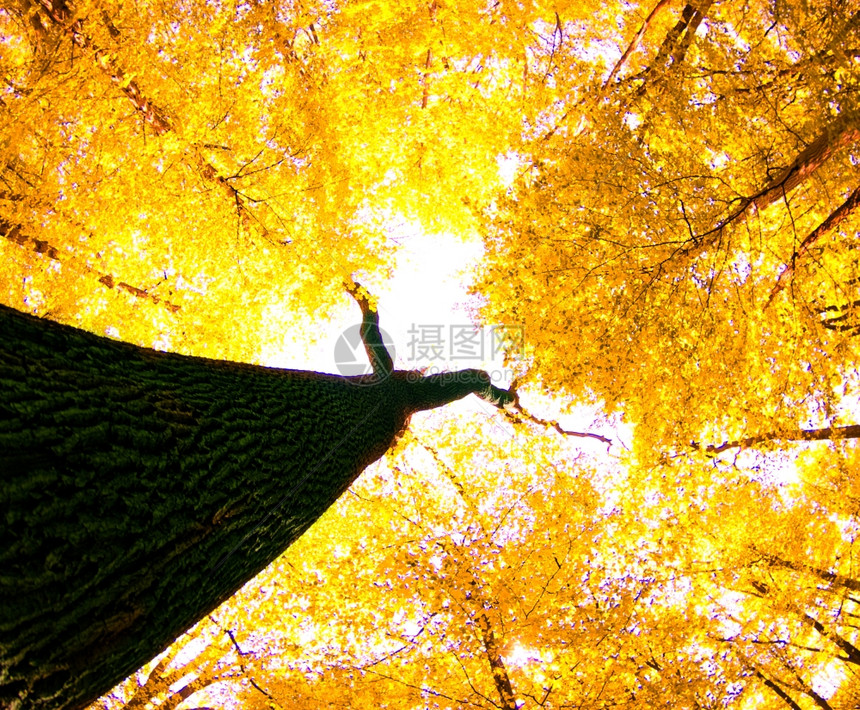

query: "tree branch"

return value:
[604, 0, 673, 87]
[473, 606, 519, 710]
[675, 112, 860, 262]
[343, 279, 517, 409]
[503, 382, 612, 446]
[36, 1, 266, 237]
[0, 218, 181, 312]
[693, 423, 860, 454]
[767, 184, 860, 306]
[802, 612, 860, 666]
[670, 0, 712, 67]
[209, 616, 278, 703]
[345, 278, 394, 378]
[755, 113, 860, 213]
[754, 550, 860, 593]
[38, 0, 174, 134]
[755, 671, 803, 710]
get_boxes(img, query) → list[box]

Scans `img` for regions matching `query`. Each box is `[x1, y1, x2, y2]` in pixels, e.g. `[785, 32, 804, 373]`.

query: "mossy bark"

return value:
[0, 305, 507, 709]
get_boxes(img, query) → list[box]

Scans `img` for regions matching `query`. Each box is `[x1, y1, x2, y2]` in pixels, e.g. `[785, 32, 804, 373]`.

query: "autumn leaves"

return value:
[3, 0, 860, 707]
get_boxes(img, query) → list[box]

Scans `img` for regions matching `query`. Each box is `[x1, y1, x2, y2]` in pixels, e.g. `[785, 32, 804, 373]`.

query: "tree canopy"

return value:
[2, 0, 860, 708]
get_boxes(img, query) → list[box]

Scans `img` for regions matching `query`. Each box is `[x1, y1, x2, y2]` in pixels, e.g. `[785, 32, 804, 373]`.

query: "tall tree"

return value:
[0, 296, 514, 710]
[5, 0, 860, 708]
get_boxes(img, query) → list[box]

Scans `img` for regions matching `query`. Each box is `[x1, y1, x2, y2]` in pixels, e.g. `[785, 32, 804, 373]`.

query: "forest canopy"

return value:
[3, 0, 860, 707]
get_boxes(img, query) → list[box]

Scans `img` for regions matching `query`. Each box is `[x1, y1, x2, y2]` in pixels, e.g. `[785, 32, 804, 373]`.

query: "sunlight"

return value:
[504, 643, 544, 669]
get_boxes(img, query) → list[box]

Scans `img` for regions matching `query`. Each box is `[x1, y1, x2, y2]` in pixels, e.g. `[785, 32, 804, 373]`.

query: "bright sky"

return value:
[261, 223, 506, 379]
[262, 154, 522, 379]
[257, 147, 622, 455]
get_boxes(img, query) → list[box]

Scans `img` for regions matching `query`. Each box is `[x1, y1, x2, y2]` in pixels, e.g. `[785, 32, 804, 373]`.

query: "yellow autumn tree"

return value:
[123, 407, 860, 709]
[474, 0, 860, 456]
[3, 0, 860, 708]
[1, 0, 524, 357]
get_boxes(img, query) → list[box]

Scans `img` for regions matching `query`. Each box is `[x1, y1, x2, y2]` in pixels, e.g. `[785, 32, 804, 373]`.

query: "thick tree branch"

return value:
[670, 0, 711, 67]
[345, 279, 394, 378]
[755, 671, 803, 710]
[125, 655, 173, 710]
[0, 218, 181, 312]
[38, 0, 174, 134]
[754, 550, 860, 593]
[755, 671, 804, 710]
[473, 605, 518, 710]
[755, 113, 860, 213]
[676, 112, 860, 261]
[802, 612, 860, 666]
[409, 369, 517, 411]
[344, 279, 517, 408]
[651, 3, 697, 72]
[693, 423, 860, 454]
[767, 184, 860, 305]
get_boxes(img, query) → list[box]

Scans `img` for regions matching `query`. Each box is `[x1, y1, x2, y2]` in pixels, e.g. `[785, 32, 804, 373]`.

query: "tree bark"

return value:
[0, 304, 512, 709]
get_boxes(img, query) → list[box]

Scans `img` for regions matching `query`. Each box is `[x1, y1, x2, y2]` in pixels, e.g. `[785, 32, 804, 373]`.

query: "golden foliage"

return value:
[4, 0, 860, 707]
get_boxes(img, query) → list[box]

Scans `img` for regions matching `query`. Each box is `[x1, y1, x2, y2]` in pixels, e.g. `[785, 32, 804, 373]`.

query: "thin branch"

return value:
[754, 549, 860, 593]
[504, 381, 612, 446]
[209, 616, 277, 702]
[37, 1, 269, 240]
[604, 0, 673, 86]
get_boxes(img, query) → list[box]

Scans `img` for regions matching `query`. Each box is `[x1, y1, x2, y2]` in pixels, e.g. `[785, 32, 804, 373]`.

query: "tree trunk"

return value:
[0, 304, 510, 709]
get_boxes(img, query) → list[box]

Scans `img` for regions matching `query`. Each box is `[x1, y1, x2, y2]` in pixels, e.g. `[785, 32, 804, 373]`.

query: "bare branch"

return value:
[208, 616, 277, 703]
[504, 382, 612, 446]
